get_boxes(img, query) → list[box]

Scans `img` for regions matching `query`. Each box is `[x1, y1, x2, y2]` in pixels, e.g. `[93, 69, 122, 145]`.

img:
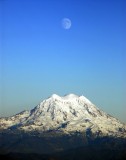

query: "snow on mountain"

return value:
[0, 94, 126, 137]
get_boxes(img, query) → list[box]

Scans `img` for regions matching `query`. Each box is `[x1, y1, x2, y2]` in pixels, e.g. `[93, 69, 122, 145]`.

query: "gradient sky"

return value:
[0, 0, 126, 122]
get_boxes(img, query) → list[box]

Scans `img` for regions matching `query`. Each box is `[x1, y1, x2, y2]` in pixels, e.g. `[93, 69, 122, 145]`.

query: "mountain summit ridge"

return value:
[0, 94, 126, 138]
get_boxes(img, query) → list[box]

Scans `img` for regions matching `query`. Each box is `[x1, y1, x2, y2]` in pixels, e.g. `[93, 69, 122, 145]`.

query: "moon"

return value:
[62, 18, 72, 30]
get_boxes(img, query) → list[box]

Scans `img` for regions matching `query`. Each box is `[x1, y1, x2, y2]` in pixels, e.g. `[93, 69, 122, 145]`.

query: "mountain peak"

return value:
[48, 94, 81, 102]
[49, 94, 92, 105]
[51, 94, 61, 100]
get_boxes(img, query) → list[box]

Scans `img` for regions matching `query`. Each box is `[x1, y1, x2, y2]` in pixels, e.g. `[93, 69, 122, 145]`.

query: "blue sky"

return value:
[0, 0, 126, 122]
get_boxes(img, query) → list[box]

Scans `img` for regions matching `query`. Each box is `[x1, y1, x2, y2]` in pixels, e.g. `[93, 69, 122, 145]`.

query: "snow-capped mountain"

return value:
[0, 94, 126, 138]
